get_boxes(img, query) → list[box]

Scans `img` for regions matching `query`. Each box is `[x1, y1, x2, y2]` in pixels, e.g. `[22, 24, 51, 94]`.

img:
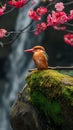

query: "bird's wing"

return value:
[44, 52, 48, 62]
[33, 51, 48, 63]
[33, 51, 48, 69]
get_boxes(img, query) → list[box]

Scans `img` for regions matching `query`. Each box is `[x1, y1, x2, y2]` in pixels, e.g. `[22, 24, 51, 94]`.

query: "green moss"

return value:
[26, 70, 73, 105]
[62, 86, 73, 106]
[26, 69, 73, 127]
[30, 91, 62, 125]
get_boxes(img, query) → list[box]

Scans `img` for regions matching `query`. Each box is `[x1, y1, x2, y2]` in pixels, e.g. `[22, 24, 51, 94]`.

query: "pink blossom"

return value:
[0, 29, 7, 38]
[34, 22, 47, 35]
[70, 10, 73, 16]
[0, 9, 4, 16]
[28, 9, 41, 21]
[64, 33, 73, 46]
[47, 14, 52, 26]
[2, 4, 6, 10]
[41, 22, 47, 30]
[68, 10, 73, 20]
[8, 1, 14, 6]
[34, 24, 41, 35]
[36, 6, 47, 15]
[28, 9, 37, 20]
[55, 2, 64, 12]
[0, 4, 6, 16]
[8, 0, 27, 8]
[47, 11, 68, 26]
[57, 12, 68, 24]
[31, 0, 36, 5]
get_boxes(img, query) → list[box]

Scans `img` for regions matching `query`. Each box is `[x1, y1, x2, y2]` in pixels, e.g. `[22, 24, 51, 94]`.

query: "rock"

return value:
[10, 70, 73, 130]
[26, 69, 73, 130]
[10, 85, 41, 130]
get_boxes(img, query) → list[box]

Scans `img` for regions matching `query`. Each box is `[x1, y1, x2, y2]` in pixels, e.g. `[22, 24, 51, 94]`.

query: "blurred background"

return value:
[0, 0, 73, 130]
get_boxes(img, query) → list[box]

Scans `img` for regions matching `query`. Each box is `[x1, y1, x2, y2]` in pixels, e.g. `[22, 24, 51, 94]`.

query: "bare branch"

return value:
[65, 29, 73, 33]
[4, 7, 15, 15]
[4, 21, 34, 46]
[65, 22, 73, 27]
[64, 1, 73, 6]
[28, 66, 73, 72]
[47, 0, 57, 8]
[48, 66, 73, 70]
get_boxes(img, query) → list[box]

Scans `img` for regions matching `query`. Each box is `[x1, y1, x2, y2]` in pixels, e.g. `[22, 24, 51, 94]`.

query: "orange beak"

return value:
[24, 48, 34, 53]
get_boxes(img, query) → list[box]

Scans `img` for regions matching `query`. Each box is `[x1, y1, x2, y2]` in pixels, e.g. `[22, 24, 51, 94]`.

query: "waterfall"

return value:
[0, 1, 44, 130]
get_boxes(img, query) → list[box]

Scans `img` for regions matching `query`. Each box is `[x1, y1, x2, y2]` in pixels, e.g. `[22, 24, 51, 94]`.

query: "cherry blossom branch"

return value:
[64, 1, 73, 6]
[46, 0, 58, 8]
[65, 22, 73, 27]
[4, 21, 34, 46]
[1, 0, 73, 47]
[65, 29, 73, 33]
[3, 7, 15, 15]
[6, 29, 36, 36]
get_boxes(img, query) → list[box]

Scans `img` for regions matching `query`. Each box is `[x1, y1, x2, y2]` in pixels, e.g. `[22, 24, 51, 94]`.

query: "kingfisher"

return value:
[24, 46, 48, 70]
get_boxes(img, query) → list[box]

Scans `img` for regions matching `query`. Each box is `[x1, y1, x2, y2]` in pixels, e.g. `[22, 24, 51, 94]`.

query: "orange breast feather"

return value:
[33, 51, 48, 69]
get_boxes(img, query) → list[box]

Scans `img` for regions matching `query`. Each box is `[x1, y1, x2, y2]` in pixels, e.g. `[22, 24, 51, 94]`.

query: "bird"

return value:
[24, 45, 48, 70]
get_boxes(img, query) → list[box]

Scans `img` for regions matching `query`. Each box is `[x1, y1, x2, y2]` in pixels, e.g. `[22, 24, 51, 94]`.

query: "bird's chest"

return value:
[33, 52, 44, 64]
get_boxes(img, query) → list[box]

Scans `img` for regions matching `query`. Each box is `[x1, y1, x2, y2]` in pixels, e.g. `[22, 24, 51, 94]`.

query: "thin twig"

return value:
[5, 28, 36, 36]
[2, 0, 30, 16]
[46, 0, 57, 8]
[4, 21, 34, 46]
[64, 1, 73, 6]
[47, 66, 73, 70]
[28, 66, 73, 72]
[65, 22, 73, 27]
[65, 29, 73, 33]
[3, 7, 15, 15]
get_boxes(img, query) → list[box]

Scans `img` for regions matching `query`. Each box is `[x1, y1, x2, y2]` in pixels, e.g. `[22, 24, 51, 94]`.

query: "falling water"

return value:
[0, 1, 44, 130]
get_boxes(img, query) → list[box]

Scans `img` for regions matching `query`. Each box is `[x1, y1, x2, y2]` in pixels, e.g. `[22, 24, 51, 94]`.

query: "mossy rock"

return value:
[26, 69, 73, 130]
